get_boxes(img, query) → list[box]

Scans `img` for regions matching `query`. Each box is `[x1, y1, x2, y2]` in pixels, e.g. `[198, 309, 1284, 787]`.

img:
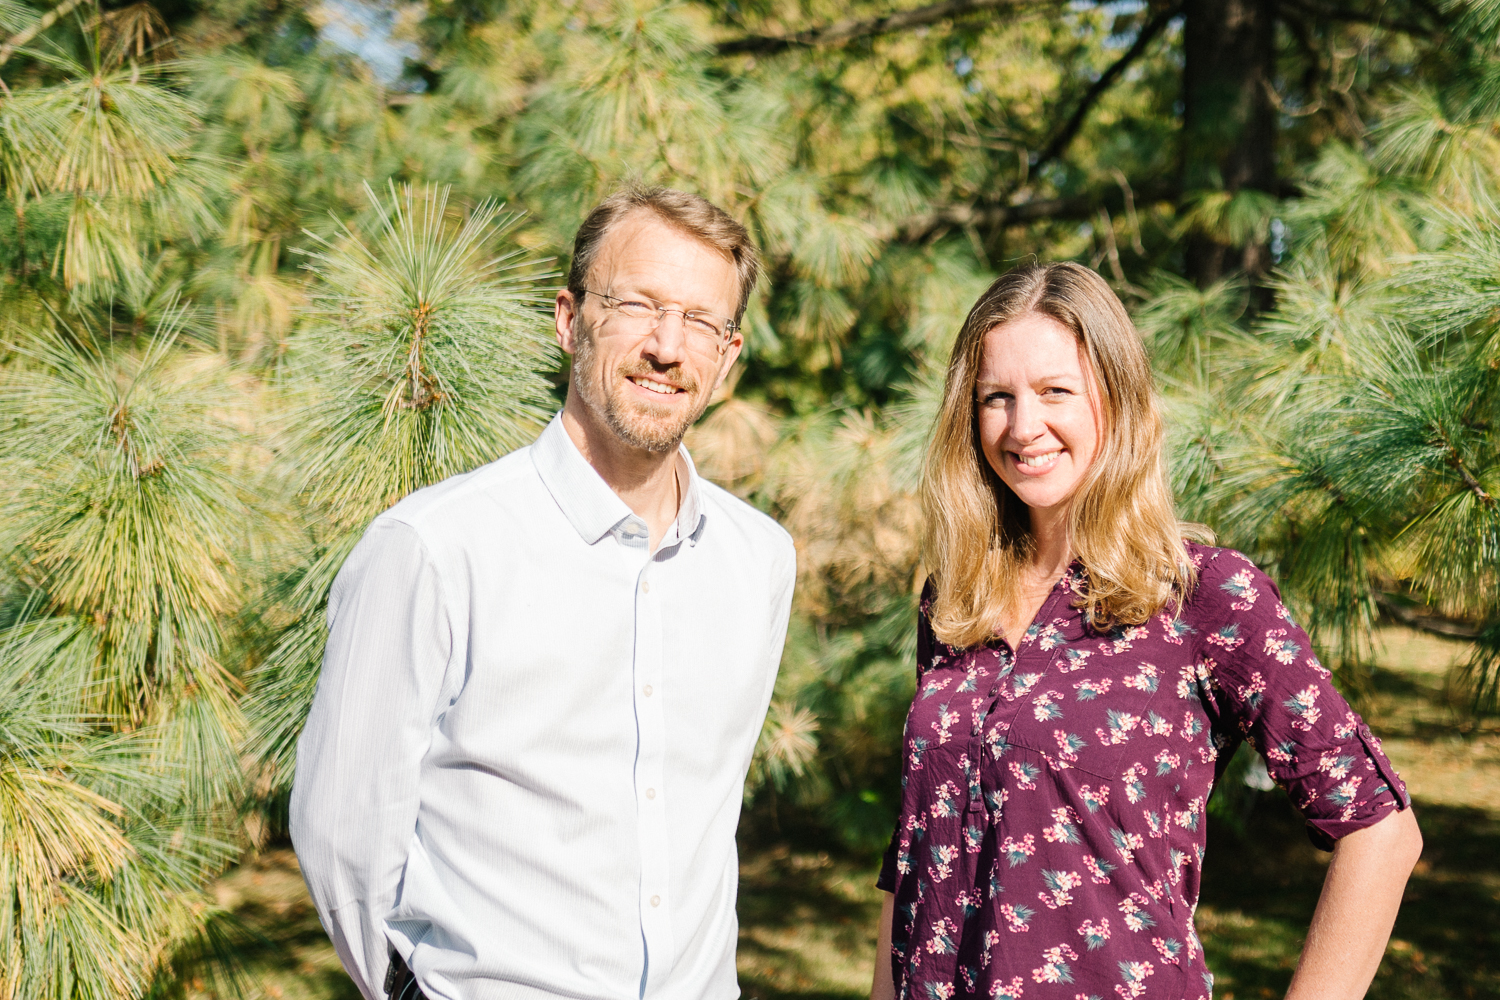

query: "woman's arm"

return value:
[870, 891, 896, 1000]
[1284, 806, 1423, 1000]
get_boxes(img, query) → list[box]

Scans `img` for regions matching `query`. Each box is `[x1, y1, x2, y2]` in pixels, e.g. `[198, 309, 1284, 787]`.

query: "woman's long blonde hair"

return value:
[921, 262, 1202, 648]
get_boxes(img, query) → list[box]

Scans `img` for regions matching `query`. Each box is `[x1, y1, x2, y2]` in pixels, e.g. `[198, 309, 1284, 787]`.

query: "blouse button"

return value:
[646, 787, 656, 799]
[650, 895, 661, 907]
[643, 684, 654, 697]
[641, 580, 651, 593]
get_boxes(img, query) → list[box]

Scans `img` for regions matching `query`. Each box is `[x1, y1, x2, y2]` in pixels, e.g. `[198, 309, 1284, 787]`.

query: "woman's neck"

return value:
[1027, 505, 1073, 582]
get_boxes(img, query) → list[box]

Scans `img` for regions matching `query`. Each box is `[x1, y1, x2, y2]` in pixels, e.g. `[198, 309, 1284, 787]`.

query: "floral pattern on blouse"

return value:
[877, 544, 1409, 1000]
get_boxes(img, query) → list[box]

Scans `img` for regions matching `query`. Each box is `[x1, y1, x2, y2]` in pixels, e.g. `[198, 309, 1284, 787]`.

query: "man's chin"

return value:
[606, 401, 698, 453]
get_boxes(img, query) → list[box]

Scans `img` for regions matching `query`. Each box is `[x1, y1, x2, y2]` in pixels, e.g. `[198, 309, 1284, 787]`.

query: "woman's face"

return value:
[974, 312, 1102, 518]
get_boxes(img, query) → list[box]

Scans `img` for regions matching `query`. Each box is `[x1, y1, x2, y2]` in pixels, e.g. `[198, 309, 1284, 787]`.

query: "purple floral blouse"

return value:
[877, 544, 1410, 1000]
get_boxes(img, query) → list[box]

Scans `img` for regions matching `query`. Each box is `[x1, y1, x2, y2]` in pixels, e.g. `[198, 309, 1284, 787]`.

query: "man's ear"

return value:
[555, 289, 579, 355]
[712, 333, 745, 393]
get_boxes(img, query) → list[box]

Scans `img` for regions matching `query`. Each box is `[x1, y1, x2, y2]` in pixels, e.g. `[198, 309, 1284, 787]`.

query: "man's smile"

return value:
[628, 375, 686, 395]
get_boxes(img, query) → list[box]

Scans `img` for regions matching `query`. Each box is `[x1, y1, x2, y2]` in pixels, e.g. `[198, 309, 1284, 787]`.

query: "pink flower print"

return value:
[1335, 711, 1358, 740]
[1159, 613, 1195, 645]
[924, 981, 956, 1000]
[1180, 712, 1204, 740]
[1001, 902, 1036, 931]
[1197, 743, 1219, 764]
[1096, 709, 1141, 747]
[1002, 833, 1037, 867]
[1142, 711, 1173, 738]
[1122, 663, 1160, 693]
[1118, 892, 1156, 932]
[1221, 568, 1260, 610]
[956, 665, 982, 694]
[929, 843, 959, 882]
[1059, 647, 1092, 673]
[1154, 749, 1181, 776]
[906, 811, 929, 836]
[1037, 620, 1066, 651]
[964, 823, 985, 854]
[1176, 657, 1214, 699]
[1266, 743, 1293, 764]
[920, 674, 953, 699]
[1237, 671, 1266, 710]
[1174, 796, 1204, 832]
[1168, 847, 1189, 878]
[932, 704, 962, 743]
[1143, 809, 1164, 838]
[1083, 854, 1116, 884]
[982, 928, 1001, 965]
[1031, 944, 1079, 984]
[1077, 917, 1112, 950]
[1111, 828, 1145, 864]
[1152, 936, 1184, 965]
[925, 916, 960, 955]
[1319, 751, 1354, 780]
[908, 736, 930, 770]
[1121, 763, 1147, 804]
[932, 780, 961, 818]
[985, 786, 1009, 824]
[1033, 690, 1066, 722]
[1306, 654, 1332, 678]
[1205, 624, 1244, 651]
[1073, 677, 1111, 700]
[1042, 806, 1082, 844]
[1054, 730, 1088, 761]
[1264, 627, 1302, 664]
[1327, 779, 1360, 808]
[986, 725, 1012, 760]
[1037, 869, 1083, 909]
[1098, 625, 1149, 656]
[1009, 760, 1040, 790]
[1283, 685, 1322, 731]
[1114, 959, 1155, 998]
[1079, 783, 1110, 812]
[989, 976, 1025, 999]
[1007, 672, 1042, 701]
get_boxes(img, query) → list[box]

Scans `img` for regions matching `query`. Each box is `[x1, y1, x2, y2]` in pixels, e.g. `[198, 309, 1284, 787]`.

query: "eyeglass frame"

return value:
[578, 287, 740, 352]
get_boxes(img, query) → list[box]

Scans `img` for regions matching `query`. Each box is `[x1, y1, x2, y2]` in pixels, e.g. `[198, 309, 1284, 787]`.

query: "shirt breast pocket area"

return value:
[994, 653, 1171, 781]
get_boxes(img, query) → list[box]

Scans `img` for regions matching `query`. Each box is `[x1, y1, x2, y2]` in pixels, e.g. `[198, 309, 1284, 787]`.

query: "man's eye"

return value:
[684, 315, 722, 336]
[615, 300, 657, 317]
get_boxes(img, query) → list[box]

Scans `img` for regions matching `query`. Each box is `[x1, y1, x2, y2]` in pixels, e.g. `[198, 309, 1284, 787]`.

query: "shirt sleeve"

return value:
[877, 583, 936, 892]
[1190, 549, 1411, 850]
[289, 518, 454, 1000]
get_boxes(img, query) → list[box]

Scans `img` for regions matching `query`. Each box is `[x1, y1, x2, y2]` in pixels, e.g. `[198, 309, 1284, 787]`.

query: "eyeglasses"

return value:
[581, 288, 738, 352]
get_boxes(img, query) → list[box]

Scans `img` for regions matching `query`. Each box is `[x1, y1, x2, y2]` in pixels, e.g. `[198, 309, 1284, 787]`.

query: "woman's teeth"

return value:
[630, 377, 681, 395]
[1016, 451, 1060, 468]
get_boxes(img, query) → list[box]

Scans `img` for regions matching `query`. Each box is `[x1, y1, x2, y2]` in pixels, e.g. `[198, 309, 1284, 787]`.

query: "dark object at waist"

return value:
[384, 952, 427, 1000]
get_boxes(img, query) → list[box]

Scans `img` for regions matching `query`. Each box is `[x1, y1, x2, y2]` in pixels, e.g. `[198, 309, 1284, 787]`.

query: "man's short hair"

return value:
[567, 187, 762, 324]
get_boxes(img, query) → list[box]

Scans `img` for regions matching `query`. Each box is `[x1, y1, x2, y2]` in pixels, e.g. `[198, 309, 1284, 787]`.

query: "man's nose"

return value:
[642, 311, 690, 366]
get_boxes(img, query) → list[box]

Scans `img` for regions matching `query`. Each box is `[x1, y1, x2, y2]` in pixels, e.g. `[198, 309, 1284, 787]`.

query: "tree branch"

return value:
[1277, 0, 1435, 37]
[0, 0, 90, 67]
[895, 177, 1177, 241]
[716, 0, 1046, 56]
[1031, 3, 1182, 176]
[1375, 593, 1480, 640]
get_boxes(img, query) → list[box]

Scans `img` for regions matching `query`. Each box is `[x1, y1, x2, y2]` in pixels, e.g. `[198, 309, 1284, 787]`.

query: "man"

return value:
[291, 187, 796, 1000]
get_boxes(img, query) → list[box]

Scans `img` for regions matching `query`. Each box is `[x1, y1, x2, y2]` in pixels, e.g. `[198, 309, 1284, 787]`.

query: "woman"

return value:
[870, 263, 1422, 1000]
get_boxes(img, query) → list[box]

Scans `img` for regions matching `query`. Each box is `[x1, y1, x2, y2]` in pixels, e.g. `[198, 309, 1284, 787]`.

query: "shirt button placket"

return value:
[634, 559, 674, 991]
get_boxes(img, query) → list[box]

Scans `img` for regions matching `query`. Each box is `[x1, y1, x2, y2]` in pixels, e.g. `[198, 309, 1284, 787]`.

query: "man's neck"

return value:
[560, 397, 683, 551]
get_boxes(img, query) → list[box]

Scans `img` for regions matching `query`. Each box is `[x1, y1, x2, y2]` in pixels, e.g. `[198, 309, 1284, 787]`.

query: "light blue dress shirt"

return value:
[290, 413, 797, 1000]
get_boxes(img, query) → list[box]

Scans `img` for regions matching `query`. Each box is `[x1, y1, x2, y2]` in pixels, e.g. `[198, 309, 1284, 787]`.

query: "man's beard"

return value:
[571, 320, 711, 453]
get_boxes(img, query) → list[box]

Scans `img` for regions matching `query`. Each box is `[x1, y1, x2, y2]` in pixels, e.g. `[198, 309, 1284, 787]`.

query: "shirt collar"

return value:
[530, 412, 707, 548]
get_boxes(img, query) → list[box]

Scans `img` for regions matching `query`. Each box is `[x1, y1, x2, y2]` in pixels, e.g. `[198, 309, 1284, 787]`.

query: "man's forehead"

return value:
[591, 211, 737, 302]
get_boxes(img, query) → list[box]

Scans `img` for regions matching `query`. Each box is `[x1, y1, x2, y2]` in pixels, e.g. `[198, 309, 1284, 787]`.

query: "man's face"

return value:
[555, 211, 744, 454]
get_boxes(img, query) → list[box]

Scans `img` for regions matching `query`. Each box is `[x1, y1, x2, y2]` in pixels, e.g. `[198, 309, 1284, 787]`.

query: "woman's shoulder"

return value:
[1179, 542, 1287, 623]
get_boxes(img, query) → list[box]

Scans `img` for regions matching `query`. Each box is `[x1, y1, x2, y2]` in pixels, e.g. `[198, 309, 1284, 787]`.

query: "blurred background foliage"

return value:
[2, 0, 1499, 992]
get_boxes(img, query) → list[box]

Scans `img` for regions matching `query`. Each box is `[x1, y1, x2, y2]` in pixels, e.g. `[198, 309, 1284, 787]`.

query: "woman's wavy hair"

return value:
[920, 261, 1204, 648]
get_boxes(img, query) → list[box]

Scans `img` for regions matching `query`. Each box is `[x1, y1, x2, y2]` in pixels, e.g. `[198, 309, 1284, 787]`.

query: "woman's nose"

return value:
[1009, 394, 1044, 441]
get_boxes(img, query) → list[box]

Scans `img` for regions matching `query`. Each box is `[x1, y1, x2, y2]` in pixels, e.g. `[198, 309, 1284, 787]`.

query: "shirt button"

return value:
[650, 895, 661, 907]
[643, 684, 653, 697]
[646, 787, 656, 799]
[641, 580, 650, 593]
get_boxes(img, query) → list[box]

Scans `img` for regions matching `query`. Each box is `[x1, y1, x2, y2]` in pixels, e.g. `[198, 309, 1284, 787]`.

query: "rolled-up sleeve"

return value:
[290, 517, 453, 1000]
[1195, 551, 1410, 850]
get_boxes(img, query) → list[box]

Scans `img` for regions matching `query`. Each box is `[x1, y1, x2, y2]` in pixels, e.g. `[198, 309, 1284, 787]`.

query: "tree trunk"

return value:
[1180, 0, 1277, 286]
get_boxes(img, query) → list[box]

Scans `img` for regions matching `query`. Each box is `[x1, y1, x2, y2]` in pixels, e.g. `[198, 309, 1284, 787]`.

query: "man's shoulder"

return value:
[698, 480, 795, 565]
[377, 444, 541, 537]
